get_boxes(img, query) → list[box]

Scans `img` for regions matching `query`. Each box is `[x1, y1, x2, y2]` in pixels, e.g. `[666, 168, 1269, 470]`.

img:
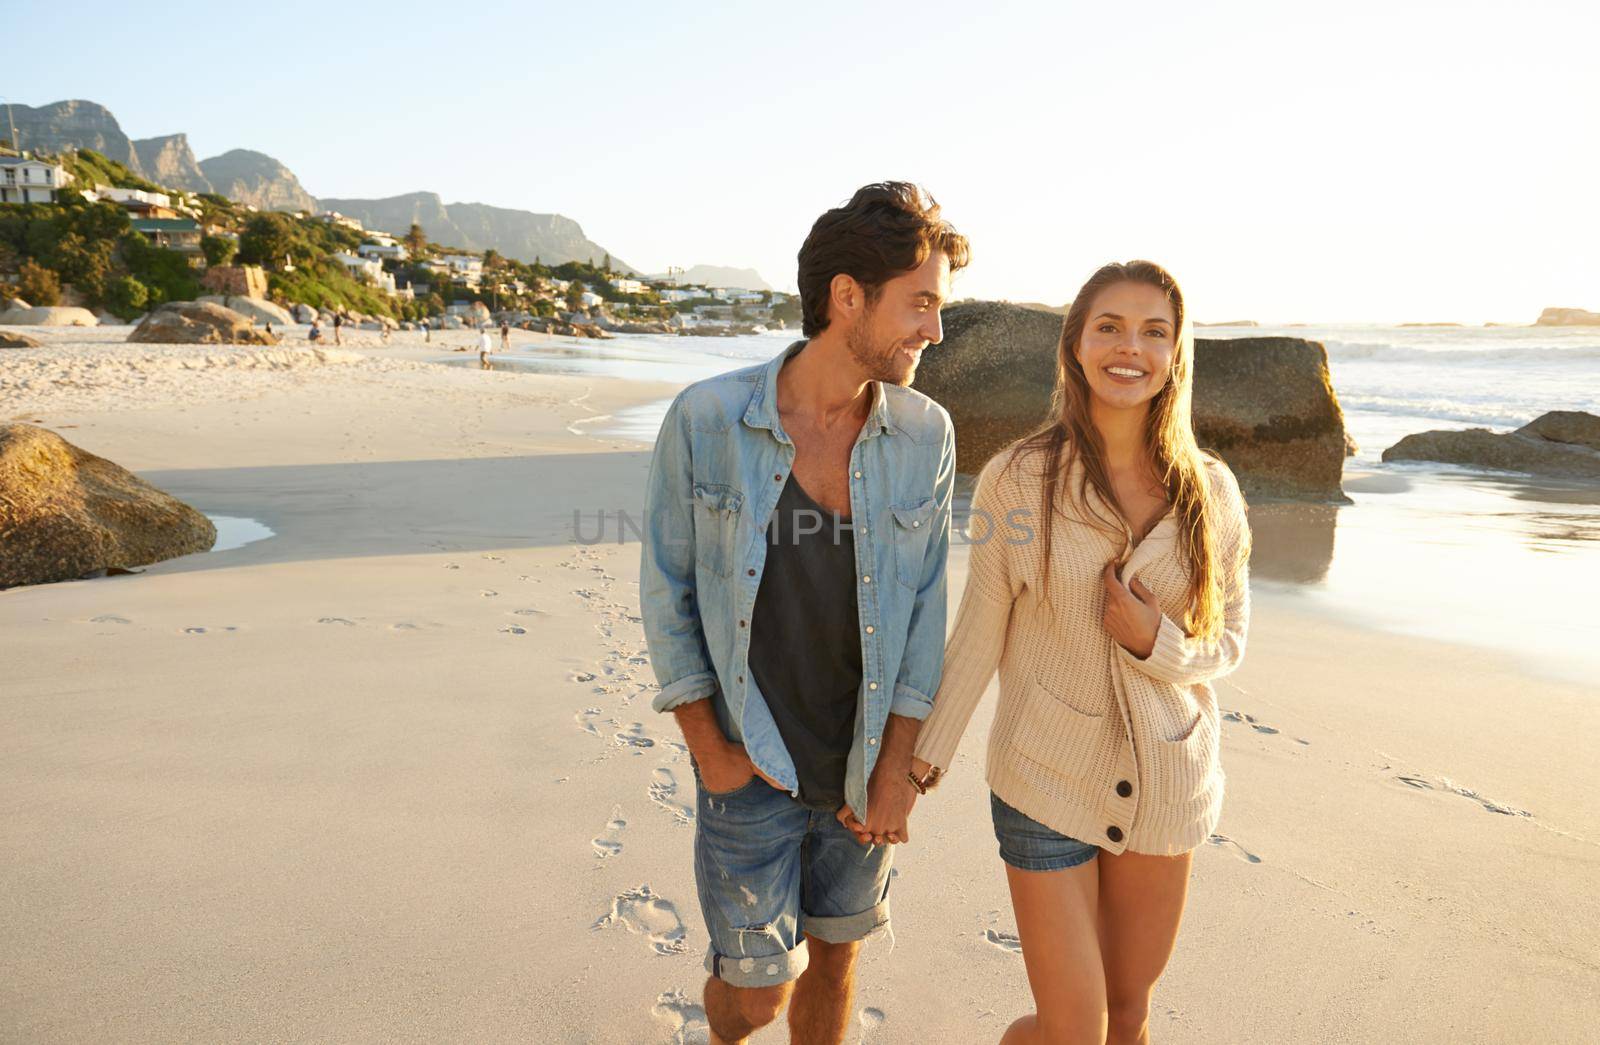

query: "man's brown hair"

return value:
[796, 182, 970, 337]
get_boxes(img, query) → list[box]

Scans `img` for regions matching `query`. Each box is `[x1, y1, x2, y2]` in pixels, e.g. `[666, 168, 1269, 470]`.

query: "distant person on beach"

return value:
[641, 182, 967, 1045]
[500, 319, 511, 351]
[308, 319, 322, 343]
[911, 261, 1252, 1044]
[333, 311, 344, 346]
[478, 326, 493, 365]
[423, 318, 431, 343]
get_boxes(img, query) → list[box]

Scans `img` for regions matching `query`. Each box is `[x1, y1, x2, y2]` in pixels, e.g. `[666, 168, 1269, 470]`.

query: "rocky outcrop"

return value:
[0, 331, 43, 348]
[131, 133, 212, 192]
[911, 301, 1350, 501]
[292, 303, 318, 323]
[0, 306, 99, 327]
[197, 295, 293, 327]
[1382, 412, 1600, 479]
[199, 265, 269, 300]
[0, 424, 216, 589]
[1535, 307, 1600, 327]
[127, 302, 278, 345]
[198, 149, 317, 212]
[318, 191, 631, 270]
[1517, 411, 1600, 451]
[4, 99, 140, 170]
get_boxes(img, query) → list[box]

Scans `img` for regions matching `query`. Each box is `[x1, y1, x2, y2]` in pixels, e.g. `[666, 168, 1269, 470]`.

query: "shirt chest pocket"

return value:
[889, 497, 936, 590]
[692, 482, 744, 577]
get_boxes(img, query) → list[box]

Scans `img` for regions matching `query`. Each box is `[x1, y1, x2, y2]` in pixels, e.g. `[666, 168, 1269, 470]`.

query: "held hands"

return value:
[1101, 562, 1162, 659]
[836, 755, 921, 847]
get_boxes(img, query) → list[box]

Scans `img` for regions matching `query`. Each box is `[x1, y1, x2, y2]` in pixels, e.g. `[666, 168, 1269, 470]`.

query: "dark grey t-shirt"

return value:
[747, 474, 862, 811]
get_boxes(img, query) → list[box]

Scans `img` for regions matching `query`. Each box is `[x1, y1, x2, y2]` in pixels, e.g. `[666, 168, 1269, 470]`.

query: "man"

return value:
[640, 183, 968, 1045]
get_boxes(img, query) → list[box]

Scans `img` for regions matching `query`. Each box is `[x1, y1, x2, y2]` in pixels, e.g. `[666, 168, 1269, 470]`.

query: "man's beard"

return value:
[845, 312, 916, 387]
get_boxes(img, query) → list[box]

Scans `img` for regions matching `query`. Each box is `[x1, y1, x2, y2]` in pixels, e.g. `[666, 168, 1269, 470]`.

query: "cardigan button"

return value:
[1106, 825, 1124, 844]
[1116, 780, 1132, 798]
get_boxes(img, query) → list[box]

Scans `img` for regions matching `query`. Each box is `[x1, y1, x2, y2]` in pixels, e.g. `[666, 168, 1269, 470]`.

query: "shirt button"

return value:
[1107, 825, 1124, 843]
[867, 737, 878, 745]
[868, 682, 878, 690]
[865, 625, 874, 634]
[912, 520, 920, 528]
[1116, 780, 1132, 798]
[854, 470, 862, 478]
[747, 568, 756, 576]
[736, 675, 743, 683]
[859, 525, 866, 534]
[739, 620, 746, 628]
[773, 473, 782, 482]
[862, 575, 871, 584]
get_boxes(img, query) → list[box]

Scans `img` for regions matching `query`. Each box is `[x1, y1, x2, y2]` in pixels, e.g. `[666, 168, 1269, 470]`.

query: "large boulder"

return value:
[911, 302, 1349, 501]
[217, 296, 293, 327]
[0, 424, 217, 589]
[1382, 411, 1600, 479]
[127, 301, 278, 345]
[0, 306, 99, 327]
[1, 331, 43, 349]
[1535, 307, 1600, 327]
[292, 302, 318, 323]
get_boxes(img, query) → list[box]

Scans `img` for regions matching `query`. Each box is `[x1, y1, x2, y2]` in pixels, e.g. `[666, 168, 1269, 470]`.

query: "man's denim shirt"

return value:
[640, 339, 955, 819]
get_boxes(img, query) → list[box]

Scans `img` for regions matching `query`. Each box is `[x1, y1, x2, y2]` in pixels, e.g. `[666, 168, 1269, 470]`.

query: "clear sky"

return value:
[5, 0, 1596, 323]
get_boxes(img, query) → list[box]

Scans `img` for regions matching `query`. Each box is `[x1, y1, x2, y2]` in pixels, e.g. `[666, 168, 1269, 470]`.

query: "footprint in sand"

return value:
[595, 884, 688, 955]
[576, 709, 603, 737]
[1391, 773, 1532, 817]
[317, 617, 355, 626]
[572, 671, 597, 683]
[1222, 709, 1307, 744]
[88, 614, 131, 624]
[510, 608, 546, 618]
[614, 723, 656, 749]
[984, 928, 1023, 954]
[860, 1007, 887, 1037]
[592, 812, 628, 859]
[391, 622, 420, 631]
[649, 767, 695, 826]
[443, 563, 460, 570]
[499, 624, 527, 635]
[482, 554, 504, 562]
[1206, 834, 1263, 863]
[479, 590, 499, 598]
[653, 989, 709, 1045]
[181, 626, 238, 634]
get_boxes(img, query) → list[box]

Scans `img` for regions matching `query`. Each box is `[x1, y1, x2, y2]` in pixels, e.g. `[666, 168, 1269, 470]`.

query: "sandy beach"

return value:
[3, 327, 1597, 1043]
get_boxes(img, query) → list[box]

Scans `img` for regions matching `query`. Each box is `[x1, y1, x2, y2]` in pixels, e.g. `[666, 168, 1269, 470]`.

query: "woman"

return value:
[910, 260, 1251, 1044]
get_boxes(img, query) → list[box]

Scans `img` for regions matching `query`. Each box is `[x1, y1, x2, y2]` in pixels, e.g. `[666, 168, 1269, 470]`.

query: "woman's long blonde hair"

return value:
[1006, 260, 1246, 641]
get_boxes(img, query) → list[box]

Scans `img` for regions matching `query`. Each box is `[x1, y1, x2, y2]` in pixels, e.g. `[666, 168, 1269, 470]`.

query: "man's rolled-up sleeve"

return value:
[640, 392, 719, 713]
[890, 417, 956, 721]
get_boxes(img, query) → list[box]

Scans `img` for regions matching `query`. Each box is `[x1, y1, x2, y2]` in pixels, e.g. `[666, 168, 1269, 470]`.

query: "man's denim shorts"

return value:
[692, 766, 892, 988]
[990, 791, 1100, 872]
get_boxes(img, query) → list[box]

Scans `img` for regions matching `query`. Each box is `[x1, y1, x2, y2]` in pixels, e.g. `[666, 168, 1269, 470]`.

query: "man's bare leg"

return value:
[705, 978, 791, 1045]
[787, 936, 860, 1045]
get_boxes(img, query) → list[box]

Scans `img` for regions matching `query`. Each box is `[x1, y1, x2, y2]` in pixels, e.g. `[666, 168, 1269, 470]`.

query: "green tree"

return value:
[483, 248, 504, 271]
[201, 235, 237, 268]
[404, 223, 428, 259]
[17, 259, 61, 306]
[424, 292, 445, 316]
[564, 280, 586, 312]
[105, 275, 149, 320]
[602, 252, 611, 274]
[237, 212, 297, 268]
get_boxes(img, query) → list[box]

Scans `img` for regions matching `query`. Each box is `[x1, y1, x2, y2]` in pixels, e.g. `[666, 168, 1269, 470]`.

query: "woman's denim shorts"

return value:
[991, 792, 1100, 872]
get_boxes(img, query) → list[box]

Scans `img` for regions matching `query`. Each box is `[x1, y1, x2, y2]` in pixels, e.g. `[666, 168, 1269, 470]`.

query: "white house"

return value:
[332, 252, 386, 285]
[609, 277, 646, 295]
[318, 211, 365, 232]
[0, 157, 75, 204]
[579, 291, 603, 308]
[439, 254, 484, 286]
[358, 241, 409, 262]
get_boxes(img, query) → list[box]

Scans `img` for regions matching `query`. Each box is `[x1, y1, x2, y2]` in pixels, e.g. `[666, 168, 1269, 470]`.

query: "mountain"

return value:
[132, 134, 211, 193]
[4, 99, 140, 170]
[198, 149, 316, 212]
[655, 265, 772, 291]
[317, 192, 633, 270]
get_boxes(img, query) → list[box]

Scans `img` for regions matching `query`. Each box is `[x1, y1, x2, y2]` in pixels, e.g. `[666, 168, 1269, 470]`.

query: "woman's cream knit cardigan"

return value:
[914, 443, 1251, 856]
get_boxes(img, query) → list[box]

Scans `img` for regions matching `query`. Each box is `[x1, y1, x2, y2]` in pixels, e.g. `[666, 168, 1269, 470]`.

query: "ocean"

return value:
[479, 324, 1600, 682]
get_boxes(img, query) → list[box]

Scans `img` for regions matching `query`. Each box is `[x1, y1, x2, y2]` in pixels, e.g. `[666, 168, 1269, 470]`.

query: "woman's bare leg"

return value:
[999, 860, 1107, 1044]
[1096, 849, 1192, 1045]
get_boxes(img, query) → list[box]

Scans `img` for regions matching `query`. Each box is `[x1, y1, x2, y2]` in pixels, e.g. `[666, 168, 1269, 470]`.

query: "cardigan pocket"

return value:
[1006, 677, 1107, 784]
[1151, 707, 1220, 806]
